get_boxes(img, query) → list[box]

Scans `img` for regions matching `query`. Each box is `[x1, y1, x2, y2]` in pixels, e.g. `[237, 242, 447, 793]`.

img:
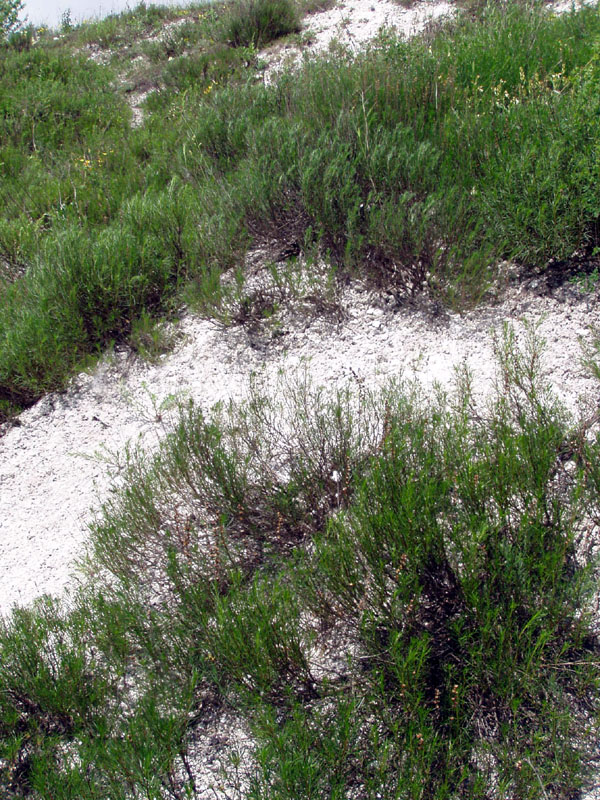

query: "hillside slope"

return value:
[1, 2, 600, 798]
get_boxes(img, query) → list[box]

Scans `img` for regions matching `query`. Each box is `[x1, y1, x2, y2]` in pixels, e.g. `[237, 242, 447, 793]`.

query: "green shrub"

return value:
[0, 180, 205, 404]
[1, 333, 600, 797]
[159, 43, 245, 96]
[251, 333, 600, 798]
[0, 598, 111, 797]
[223, 0, 300, 47]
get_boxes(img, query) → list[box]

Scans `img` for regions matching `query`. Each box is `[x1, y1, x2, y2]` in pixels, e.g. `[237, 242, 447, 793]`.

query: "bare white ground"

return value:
[262, 0, 455, 83]
[261, 0, 594, 84]
[1, 278, 598, 615]
[552, 0, 596, 13]
[301, 0, 454, 48]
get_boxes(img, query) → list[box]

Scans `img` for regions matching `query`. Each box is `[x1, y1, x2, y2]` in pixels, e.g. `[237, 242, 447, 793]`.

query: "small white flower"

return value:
[331, 470, 341, 482]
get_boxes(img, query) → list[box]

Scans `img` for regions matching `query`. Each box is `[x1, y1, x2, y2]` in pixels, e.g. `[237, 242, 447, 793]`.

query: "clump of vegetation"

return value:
[1, 331, 599, 798]
[1, 1, 600, 420]
[223, 0, 300, 47]
[0, 0, 23, 39]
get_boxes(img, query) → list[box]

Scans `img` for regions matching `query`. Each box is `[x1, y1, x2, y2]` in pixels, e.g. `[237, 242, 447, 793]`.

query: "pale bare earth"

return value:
[1, 0, 600, 796]
[262, 0, 455, 83]
[1, 278, 598, 614]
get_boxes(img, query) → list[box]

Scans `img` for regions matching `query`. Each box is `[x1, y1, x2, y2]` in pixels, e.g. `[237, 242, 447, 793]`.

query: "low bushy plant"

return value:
[222, 0, 300, 47]
[1, 333, 600, 797]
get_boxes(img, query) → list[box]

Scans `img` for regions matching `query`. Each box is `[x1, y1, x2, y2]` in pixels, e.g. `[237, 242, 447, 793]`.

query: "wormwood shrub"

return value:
[0, 598, 112, 797]
[0, 333, 600, 797]
[222, 0, 300, 47]
[89, 373, 386, 594]
[158, 43, 246, 98]
[0, 179, 205, 407]
[0, 592, 195, 799]
[4, 2, 600, 417]
[0, 49, 126, 153]
[250, 334, 600, 798]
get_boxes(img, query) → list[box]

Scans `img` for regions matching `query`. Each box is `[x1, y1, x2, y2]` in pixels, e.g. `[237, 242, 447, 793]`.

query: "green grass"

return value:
[1, 331, 599, 798]
[222, 0, 301, 47]
[1, 1, 600, 420]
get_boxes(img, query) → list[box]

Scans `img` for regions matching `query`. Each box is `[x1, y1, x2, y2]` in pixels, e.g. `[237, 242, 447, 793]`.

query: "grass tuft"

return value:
[222, 0, 301, 47]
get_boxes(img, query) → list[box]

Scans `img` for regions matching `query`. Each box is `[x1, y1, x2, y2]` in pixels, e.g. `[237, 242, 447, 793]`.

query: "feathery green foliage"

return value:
[2, 2, 600, 419]
[223, 0, 300, 47]
[1, 332, 599, 798]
